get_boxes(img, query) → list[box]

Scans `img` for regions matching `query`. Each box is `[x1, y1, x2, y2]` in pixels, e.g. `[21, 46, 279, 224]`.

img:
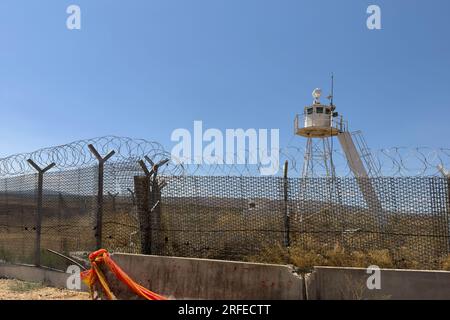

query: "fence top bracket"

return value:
[139, 157, 169, 177]
[88, 144, 115, 164]
[138, 159, 151, 176]
[27, 159, 56, 173]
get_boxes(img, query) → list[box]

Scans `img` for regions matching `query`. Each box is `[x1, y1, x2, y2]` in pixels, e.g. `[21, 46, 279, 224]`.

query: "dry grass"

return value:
[248, 243, 394, 273]
[245, 235, 450, 272]
[440, 256, 450, 271]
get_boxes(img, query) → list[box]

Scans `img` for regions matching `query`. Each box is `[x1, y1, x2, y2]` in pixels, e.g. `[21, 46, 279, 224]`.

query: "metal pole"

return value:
[137, 159, 152, 254]
[437, 165, 450, 253]
[108, 192, 119, 212]
[444, 175, 450, 254]
[145, 157, 168, 255]
[46, 249, 87, 271]
[88, 144, 115, 250]
[97, 161, 104, 248]
[135, 157, 168, 255]
[27, 159, 56, 267]
[283, 160, 290, 247]
[150, 175, 162, 254]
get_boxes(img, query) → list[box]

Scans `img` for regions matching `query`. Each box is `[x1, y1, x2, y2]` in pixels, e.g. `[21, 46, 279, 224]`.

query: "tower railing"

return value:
[294, 113, 348, 134]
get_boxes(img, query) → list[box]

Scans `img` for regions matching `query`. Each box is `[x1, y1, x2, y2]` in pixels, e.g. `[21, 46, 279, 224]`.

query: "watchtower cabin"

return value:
[294, 88, 346, 139]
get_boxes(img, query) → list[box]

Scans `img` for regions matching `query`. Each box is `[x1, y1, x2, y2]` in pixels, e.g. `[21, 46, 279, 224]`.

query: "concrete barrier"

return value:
[111, 253, 304, 300]
[306, 266, 450, 300]
[0, 263, 88, 292]
[5, 258, 450, 300]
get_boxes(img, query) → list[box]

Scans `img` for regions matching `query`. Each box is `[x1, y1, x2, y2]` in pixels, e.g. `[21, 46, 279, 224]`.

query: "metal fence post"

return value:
[145, 156, 169, 256]
[27, 159, 56, 267]
[437, 166, 450, 254]
[88, 144, 115, 250]
[444, 175, 450, 254]
[127, 188, 136, 205]
[108, 192, 119, 213]
[135, 157, 168, 255]
[283, 160, 290, 247]
[136, 160, 152, 254]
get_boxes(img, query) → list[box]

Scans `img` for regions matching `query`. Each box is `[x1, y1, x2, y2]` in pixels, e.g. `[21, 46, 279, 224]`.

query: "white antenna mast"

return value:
[327, 72, 334, 109]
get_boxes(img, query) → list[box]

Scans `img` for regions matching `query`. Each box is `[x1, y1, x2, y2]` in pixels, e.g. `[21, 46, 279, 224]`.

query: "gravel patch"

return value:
[0, 278, 89, 300]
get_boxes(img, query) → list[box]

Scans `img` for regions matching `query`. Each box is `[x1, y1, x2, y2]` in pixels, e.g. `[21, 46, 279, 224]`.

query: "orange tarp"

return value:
[81, 249, 166, 300]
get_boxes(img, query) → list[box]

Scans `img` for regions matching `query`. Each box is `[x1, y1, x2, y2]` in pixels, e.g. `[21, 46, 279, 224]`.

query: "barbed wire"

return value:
[0, 136, 184, 177]
[179, 146, 450, 177]
[278, 146, 450, 177]
[0, 136, 449, 177]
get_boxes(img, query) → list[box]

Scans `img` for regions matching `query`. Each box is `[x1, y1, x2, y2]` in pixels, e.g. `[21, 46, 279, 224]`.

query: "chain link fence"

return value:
[150, 175, 450, 268]
[0, 162, 449, 269]
[0, 137, 449, 270]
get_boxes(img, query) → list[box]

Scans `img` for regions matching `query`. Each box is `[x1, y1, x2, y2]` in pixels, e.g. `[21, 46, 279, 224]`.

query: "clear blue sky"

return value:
[0, 0, 449, 157]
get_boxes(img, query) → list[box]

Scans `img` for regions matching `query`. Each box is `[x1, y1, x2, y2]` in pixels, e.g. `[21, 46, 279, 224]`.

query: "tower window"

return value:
[325, 108, 331, 115]
[307, 108, 313, 115]
[316, 107, 324, 114]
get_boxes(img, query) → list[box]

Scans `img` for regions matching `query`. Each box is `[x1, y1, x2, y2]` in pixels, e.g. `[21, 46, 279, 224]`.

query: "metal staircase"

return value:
[351, 130, 381, 177]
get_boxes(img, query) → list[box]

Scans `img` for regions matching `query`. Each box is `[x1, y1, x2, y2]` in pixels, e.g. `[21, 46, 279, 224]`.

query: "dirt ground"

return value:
[0, 278, 90, 300]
